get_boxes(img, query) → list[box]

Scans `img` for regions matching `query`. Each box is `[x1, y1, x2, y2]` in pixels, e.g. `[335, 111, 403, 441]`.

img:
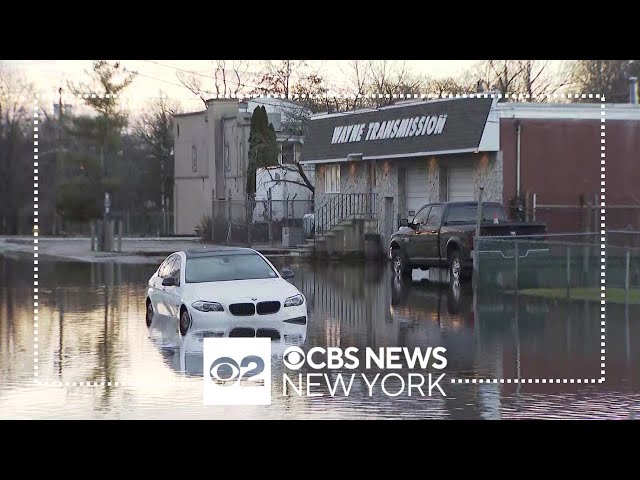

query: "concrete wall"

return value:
[222, 113, 250, 201]
[173, 100, 241, 235]
[173, 111, 213, 235]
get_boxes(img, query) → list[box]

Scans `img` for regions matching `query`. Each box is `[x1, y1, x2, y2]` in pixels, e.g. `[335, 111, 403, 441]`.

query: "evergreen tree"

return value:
[56, 61, 135, 223]
[246, 106, 278, 198]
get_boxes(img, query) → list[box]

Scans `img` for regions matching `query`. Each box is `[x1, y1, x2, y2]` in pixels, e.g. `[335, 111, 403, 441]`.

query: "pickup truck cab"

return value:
[388, 201, 546, 282]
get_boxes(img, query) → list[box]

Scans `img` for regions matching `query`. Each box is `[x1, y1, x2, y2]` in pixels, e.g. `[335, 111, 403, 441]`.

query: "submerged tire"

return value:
[449, 250, 462, 283]
[179, 308, 191, 336]
[145, 299, 153, 327]
[391, 249, 412, 277]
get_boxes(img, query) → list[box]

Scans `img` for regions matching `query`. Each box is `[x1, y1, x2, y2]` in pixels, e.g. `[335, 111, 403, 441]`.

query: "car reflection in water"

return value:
[391, 270, 475, 327]
[146, 311, 307, 378]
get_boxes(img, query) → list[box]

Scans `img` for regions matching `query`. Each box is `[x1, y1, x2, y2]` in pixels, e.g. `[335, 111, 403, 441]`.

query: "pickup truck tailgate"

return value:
[480, 221, 546, 238]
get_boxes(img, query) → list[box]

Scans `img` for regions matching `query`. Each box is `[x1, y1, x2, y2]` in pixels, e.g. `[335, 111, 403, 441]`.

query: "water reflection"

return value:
[147, 311, 307, 378]
[0, 254, 639, 419]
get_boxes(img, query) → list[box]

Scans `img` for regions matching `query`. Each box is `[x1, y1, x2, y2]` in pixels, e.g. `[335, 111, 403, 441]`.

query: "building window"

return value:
[224, 143, 230, 170]
[325, 164, 340, 193]
[192, 145, 197, 172]
[294, 142, 301, 163]
[280, 141, 296, 165]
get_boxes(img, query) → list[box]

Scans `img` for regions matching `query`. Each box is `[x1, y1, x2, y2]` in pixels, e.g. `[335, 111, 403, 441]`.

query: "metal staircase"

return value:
[298, 193, 377, 255]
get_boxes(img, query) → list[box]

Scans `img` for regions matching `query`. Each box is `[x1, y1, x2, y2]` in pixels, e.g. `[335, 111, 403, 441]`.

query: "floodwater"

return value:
[0, 253, 639, 420]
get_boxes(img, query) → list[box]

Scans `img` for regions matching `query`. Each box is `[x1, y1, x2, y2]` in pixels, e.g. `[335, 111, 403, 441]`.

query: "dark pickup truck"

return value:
[388, 201, 547, 282]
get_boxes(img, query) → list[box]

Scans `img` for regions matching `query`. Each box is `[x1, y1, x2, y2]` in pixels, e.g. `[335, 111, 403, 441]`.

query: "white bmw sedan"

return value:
[145, 247, 307, 339]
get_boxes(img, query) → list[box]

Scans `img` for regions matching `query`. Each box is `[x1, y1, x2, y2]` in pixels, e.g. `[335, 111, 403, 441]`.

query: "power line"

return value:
[142, 60, 329, 93]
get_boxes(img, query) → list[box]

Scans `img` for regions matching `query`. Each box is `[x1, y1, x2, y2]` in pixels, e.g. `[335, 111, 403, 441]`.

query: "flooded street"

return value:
[1, 253, 639, 419]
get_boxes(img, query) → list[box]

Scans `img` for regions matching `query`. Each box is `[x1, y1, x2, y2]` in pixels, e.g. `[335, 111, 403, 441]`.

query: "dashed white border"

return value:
[33, 95, 39, 381]
[33, 91, 606, 388]
[35, 91, 603, 103]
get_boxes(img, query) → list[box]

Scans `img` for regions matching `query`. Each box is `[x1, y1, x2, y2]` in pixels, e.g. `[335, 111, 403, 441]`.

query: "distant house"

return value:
[171, 97, 312, 235]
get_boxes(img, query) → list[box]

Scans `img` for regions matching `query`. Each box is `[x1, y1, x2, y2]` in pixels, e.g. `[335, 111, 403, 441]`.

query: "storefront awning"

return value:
[299, 97, 498, 164]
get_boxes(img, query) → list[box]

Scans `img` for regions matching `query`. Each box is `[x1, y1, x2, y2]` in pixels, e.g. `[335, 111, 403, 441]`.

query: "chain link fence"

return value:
[211, 199, 313, 246]
[110, 211, 174, 237]
[475, 232, 640, 303]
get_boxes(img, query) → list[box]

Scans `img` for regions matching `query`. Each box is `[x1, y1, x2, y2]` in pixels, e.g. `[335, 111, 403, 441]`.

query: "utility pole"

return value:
[58, 87, 63, 121]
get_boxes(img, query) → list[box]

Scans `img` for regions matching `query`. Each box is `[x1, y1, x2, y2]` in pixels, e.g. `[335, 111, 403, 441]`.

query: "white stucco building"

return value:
[172, 97, 311, 235]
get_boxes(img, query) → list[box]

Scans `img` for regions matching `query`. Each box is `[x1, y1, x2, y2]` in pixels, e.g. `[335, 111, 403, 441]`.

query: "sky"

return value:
[5, 60, 480, 115]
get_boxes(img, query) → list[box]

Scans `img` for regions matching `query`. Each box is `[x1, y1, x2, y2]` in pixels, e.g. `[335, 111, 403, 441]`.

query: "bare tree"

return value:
[135, 94, 181, 211]
[177, 60, 251, 105]
[366, 60, 422, 106]
[213, 60, 250, 96]
[0, 63, 35, 233]
[262, 101, 315, 194]
[177, 72, 208, 106]
[337, 60, 371, 111]
[254, 60, 302, 97]
[570, 60, 640, 102]
[468, 60, 569, 101]
[422, 76, 476, 96]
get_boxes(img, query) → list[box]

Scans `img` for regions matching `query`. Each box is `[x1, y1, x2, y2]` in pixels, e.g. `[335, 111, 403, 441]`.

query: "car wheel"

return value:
[391, 249, 412, 277]
[145, 299, 154, 327]
[179, 308, 191, 336]
[449, 250, 462, 283]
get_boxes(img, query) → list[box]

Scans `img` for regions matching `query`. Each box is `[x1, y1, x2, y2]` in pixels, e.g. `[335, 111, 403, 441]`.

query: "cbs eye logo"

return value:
[209, 355, 265, 387]
[283, 346, 305, 370]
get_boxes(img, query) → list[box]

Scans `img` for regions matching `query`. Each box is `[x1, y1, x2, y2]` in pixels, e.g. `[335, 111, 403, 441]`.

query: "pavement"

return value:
[0, 236, 303, 264]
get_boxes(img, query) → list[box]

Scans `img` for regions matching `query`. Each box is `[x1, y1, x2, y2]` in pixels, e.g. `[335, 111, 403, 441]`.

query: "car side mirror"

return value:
[281, 268, 295, 279]
[399, 218, 409, 227]
[162, 277, 177, 287]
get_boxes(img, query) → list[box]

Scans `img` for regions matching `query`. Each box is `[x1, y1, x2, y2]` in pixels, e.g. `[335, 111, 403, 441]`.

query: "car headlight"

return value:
[284, 294, 304, 307]
[191, 300, 224, 312]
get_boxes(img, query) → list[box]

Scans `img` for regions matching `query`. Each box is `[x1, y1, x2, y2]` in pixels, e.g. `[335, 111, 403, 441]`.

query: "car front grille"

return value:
[256, 328, 280, 340]
[256, 301, 281, 315]
[228, 327, 281, 340]
[229, 327, 256, 337]
[229, 303, 256, 316]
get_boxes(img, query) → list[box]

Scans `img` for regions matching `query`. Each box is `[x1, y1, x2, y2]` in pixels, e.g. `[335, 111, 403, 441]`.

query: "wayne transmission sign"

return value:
[299, 97, 494, 163]
[331, 114, 448, 144]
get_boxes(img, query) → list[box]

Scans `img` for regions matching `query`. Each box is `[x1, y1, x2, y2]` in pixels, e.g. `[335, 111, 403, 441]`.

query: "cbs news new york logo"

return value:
[203, 339, 448, 405]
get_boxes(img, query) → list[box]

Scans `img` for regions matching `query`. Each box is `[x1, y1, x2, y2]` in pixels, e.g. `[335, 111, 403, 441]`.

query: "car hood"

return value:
[392, 226, 416, 237]
[182, 277, 302, 305]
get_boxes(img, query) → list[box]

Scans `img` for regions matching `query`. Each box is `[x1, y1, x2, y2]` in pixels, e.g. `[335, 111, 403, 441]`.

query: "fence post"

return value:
[226, 196, 232, 245]
[266, 188, 273, 246]
[474, 187, 485, 281]
[514, 240, 519, 291]
[117, 220, 122, 252]
[246, 201, 252, 247]
[566, 245, 571, 298]
[625, 248, 631, 304]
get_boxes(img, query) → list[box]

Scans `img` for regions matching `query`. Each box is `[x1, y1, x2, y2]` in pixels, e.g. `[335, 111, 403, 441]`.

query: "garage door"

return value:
[447, 167, 475, 202]
[405, 165, 429, 217]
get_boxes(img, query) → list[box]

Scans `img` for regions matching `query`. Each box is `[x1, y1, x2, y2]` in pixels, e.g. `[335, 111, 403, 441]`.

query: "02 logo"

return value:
[203, 338, 272, 406]
[209, 355, 265, 387]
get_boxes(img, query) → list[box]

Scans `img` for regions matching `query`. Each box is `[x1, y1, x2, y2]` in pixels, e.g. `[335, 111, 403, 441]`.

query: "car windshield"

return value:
[445, 204, 507, 224]
[185, 254, 278, 283]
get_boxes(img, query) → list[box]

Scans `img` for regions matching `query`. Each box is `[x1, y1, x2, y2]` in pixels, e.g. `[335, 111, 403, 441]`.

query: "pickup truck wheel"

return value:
[449, 250, 462, 282]
[391, 249, 412, 277]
